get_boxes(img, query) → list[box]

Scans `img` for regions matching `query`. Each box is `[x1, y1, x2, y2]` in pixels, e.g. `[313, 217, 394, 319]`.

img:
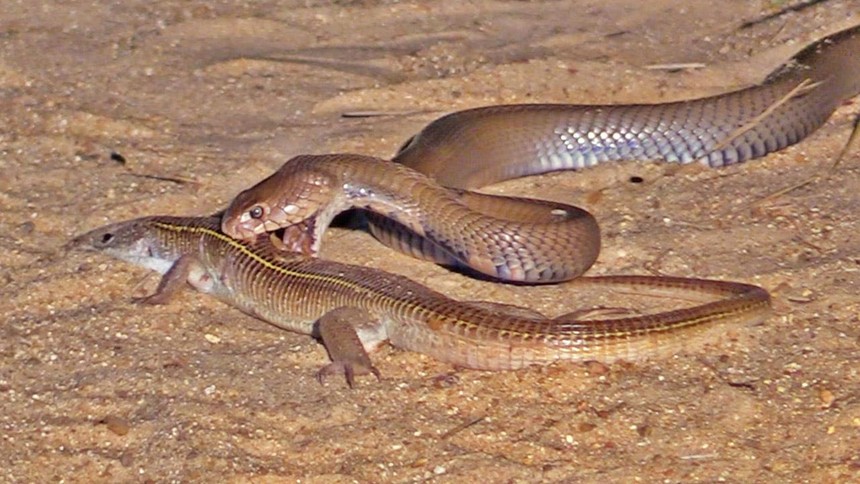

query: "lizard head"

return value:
[69, 216, 187, 274]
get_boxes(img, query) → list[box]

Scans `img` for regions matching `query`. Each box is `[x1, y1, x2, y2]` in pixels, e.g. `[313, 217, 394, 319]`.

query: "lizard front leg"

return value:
[133, 255, 210, 305]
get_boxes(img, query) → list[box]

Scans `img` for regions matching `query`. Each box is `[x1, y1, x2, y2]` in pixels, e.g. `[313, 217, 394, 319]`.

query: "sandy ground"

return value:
[1, 0, 859, 482]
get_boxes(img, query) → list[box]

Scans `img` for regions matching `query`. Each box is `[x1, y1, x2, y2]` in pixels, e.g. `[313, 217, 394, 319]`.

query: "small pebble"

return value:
[17, 221, 35, 235]
[818, 388, 835, 408]
[584, 360, 610, 376]
[110, 152, 126, 164]
[101, 416, 131, 436]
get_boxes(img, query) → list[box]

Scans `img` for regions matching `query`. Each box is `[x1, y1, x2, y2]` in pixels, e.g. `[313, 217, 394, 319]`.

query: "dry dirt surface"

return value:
[2, 1, 859, 482]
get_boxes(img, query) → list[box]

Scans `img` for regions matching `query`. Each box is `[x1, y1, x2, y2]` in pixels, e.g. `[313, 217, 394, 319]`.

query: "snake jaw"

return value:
[233, 217, 265, 240]
[261, 218, 284, 233]
[278, 217, 320, 256]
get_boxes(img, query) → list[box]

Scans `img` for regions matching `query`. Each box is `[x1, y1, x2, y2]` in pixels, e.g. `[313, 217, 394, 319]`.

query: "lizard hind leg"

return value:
[315, 307, 386, 388]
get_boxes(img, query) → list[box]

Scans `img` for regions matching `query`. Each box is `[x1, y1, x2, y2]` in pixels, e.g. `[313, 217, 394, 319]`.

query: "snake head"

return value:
[221, 197, 277, 241]
[222, 157, 335, 242]
[223, 191, 313, 241]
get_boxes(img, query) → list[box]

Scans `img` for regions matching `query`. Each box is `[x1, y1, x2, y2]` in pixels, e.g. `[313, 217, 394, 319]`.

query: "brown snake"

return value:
[222, 25, 860, 283]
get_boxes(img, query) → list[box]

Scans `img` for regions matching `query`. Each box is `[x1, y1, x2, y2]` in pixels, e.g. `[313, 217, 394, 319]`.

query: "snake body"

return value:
[223, 154, 601, 282]
[223, 26, 860, 282]
[395, 25, 860, 188]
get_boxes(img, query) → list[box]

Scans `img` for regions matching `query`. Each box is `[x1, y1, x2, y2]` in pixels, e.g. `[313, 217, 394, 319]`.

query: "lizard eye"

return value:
[249, 206, 264, 219]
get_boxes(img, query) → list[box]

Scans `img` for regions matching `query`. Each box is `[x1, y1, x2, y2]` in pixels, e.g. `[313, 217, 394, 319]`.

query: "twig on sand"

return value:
[712, 78, 821, 153]
[754, 112, 860, 206]
[440, 416, 486, 440]
[740, 0, 833, 29]
[122, 172, 199, 186]
[643, 62, 706, 72]
[341, 110, 431, 118]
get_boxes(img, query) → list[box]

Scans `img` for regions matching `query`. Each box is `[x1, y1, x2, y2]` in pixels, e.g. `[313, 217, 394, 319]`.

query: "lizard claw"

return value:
[317, 361, 381, 388]
[132, 293, 170, 305]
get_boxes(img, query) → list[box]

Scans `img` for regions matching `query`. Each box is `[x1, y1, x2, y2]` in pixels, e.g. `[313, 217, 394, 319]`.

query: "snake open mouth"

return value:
[272, 217, 319, 256]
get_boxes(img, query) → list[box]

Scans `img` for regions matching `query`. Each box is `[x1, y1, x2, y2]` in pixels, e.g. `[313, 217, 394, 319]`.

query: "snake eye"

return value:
[249, 206, 264, 219]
